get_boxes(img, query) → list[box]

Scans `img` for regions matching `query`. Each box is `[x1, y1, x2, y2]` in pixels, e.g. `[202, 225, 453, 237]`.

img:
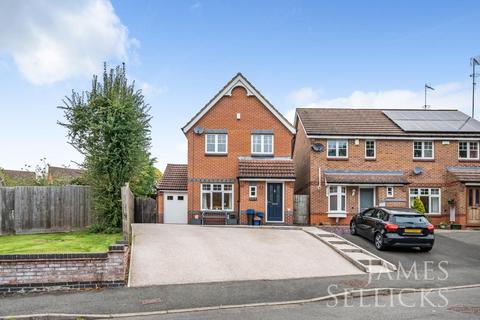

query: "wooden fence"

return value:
[134, 197, 157, 224]
[294, 194, 309, 225]
[0, 186, 92, 235]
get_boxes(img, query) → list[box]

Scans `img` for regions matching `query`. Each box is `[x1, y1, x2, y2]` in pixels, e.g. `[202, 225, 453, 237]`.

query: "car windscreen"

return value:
[391, 215, 429, 224]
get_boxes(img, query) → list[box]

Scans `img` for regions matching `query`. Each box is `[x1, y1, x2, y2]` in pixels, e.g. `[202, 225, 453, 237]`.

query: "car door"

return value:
[364, 209, 379, 241]
[356, 208, 374, 237]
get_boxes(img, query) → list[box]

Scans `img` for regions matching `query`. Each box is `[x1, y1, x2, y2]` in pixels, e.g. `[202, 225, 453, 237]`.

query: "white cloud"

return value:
[140, 82, 168, 97]
[0, 0, 136, 85]
[285, 81, 473, 122]
[287, 87, 321, 106]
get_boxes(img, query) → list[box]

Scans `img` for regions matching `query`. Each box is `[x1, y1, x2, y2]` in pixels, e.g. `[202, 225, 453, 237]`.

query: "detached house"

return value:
[293, 108, 480, 227]
[157, 73, 296, 225]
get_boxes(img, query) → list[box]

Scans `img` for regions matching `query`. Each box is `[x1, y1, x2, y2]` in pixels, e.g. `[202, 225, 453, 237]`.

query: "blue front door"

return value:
[267, 183, 283, 222]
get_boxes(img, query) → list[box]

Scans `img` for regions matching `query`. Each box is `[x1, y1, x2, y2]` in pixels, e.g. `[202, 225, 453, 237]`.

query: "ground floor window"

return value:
[201, 184, 233, 211]
[409, 188, 440, 214]
[328, 186, 346, 213]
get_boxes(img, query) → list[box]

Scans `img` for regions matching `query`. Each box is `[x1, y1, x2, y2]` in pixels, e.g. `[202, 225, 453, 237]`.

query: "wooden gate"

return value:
[134, 197, 157, 223]
[294, 195, 309, 225]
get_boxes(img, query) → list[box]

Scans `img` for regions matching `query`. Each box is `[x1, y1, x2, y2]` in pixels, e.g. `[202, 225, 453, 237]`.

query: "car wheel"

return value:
[374, 232, 385, 250]
[419, 247, 432, 252]
[350, 221, 357, 235]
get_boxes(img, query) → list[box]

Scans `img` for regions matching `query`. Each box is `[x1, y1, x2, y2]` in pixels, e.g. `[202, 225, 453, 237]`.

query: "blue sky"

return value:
[0, 0, 479, 171]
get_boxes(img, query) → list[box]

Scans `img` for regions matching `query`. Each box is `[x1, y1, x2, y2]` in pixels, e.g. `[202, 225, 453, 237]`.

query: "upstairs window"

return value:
[413, 141, 433, 159]
[365, 140, 376, 159]
[205, 134, 227, 154]
[327, 140, 348, 158]
[251, 135, 273, 155]
[459, 141, 479, 160]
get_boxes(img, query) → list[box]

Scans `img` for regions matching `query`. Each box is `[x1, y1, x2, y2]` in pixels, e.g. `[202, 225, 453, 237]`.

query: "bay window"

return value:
[327, 140, 348, 158]
[409, 188, 440, 214]
[328, 186, 346, 213]
[201, 184, 233, 211]
[459, 141, 479, 160]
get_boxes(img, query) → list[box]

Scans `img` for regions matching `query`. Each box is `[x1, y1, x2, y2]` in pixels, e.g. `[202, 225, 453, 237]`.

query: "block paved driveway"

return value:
[129, 224, 363, 287]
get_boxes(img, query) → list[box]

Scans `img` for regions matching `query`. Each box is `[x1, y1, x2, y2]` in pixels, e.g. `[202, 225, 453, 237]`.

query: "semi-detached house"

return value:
[157, 73, 296, 225]
[293, 108, 480, 227]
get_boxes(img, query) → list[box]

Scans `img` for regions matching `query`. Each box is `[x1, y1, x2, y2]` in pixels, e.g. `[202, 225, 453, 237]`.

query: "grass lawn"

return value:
[0, 231, 122, 254]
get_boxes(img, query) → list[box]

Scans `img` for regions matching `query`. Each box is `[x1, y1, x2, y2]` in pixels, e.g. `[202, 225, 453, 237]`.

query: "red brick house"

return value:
[157, 73, 296, 225]
[293, 108, 480, 227]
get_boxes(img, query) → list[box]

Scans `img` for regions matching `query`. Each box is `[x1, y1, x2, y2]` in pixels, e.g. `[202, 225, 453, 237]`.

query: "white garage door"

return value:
[164, 193, 188, 224]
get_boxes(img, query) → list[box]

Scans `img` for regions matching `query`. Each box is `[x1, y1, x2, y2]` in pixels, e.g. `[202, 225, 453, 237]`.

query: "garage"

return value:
[164, 192, 188, 224]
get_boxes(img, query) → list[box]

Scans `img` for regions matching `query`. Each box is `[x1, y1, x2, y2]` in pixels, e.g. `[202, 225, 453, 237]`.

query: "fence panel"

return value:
[294, 194, 309, 225]
[134, 197, 157, 223]
[0, 185, 92, 235]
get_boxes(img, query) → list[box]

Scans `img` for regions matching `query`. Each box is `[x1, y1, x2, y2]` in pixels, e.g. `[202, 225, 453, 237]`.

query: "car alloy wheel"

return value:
[350, 222, 357, 235]
[375, 233, 384, 250]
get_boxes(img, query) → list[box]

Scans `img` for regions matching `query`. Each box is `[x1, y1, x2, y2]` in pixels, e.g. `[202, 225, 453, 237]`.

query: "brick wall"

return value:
[0, 242, 127, 294]
[295, 120, 480, 226]
[157, 192, 164, 223]
[186, 86, 294, 222]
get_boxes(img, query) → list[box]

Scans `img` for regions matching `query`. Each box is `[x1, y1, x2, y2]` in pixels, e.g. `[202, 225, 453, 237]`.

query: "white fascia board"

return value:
[182, 74, 296, 134]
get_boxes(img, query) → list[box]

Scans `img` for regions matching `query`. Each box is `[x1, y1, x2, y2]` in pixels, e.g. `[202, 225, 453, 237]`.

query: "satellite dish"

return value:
[311, 143, 324, 152]
[413, 167, 423, 175]
[193, 126, 204, 135]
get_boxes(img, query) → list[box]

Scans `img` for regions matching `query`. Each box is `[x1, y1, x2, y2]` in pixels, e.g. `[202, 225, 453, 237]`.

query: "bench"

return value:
[201, 211, 228, 225]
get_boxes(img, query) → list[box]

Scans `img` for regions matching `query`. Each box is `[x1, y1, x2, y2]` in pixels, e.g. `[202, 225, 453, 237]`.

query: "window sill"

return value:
[327, 157, 348, 161]
[205, 153, 228, 157]
[459, 159, 480, 162]
[327, 212, 347, 218]
[249, 197, 257, 201]
[365, 158, 376, 161]
[251, 153, 274, 158]
[412, 158, 434, 162]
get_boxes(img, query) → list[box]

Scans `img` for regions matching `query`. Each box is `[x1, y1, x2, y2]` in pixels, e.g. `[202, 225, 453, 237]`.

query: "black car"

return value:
[350, 207, 435, 251]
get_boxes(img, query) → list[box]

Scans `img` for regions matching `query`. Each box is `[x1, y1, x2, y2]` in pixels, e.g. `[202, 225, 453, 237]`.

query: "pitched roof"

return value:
[48, 166, 84, 180]
[2, 169, 36, 181]
[447, 166, 480, 182]
[157, 164, 188, 191]
[182, 73, 295, 134]
[238, 158, 295, 179]
[324, 169, 409, 185]
[296, 108, 480, 137]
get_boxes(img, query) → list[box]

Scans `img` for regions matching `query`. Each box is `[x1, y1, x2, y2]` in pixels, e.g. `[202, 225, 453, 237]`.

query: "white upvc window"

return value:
[328, 186, 346, 213]
[201, 184, 233, 211]
[249, 185, 257, 199]
[409, 188, 441, 214]
[327, 140, 348, 158]
[365, 140, 376, 159]
[413, 141, 434, 159]
[251, 134, 273, 154]
[459, 141, 479, 160]
[205, 134, 228, 154]
[386, 186, 394, 198]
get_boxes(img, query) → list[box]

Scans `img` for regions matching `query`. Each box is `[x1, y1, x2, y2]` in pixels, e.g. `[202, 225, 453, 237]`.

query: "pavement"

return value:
[119, 286, 480, 320]
[129, 224, 362, 287]
[0, 229, 479, 317]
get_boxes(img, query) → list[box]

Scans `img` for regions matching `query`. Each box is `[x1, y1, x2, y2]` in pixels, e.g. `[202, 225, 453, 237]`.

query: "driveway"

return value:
[129, 224, 363, 287]
[342, 230, 480, 285]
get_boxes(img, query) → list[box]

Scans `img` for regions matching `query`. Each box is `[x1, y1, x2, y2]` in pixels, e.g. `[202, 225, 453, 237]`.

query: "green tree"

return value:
[411, 196, 426, 214]
[59, 63, 155, 231]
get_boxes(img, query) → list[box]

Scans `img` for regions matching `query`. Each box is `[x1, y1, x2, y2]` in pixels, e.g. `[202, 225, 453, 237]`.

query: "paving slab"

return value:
[129, 224, 363, 287]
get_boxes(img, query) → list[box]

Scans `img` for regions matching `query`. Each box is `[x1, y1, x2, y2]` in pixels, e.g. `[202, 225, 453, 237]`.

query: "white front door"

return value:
[164, 193, 188, 224]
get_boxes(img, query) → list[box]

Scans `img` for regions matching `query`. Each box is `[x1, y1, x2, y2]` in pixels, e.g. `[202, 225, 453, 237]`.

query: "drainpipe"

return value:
[237, 177, 241, 224]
